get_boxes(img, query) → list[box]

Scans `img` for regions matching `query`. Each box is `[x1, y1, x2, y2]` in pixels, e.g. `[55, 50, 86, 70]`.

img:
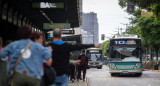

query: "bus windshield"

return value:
[87, 53, 102, 61]
[111, 47, 141, 62]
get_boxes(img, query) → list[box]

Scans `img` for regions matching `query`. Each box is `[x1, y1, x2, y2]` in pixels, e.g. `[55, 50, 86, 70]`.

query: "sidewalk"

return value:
[68, 79, 88, 86]
[144, 69, 160, 72]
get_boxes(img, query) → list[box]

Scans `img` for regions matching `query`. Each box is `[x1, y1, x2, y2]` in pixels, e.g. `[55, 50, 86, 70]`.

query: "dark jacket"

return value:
[78, 54, 88, 67]
[48, 41, 94, 76]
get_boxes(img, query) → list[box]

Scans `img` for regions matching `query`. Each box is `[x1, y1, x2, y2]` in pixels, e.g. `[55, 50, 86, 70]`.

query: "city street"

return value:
[86, 65, 160, 86]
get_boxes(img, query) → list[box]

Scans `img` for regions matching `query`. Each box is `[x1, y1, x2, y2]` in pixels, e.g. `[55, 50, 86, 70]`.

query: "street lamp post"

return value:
[120, 23, 128, 33]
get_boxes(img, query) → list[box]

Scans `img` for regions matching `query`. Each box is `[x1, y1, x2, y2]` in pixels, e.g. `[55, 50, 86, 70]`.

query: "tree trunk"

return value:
[150, 48, 153, 60]
[145, 48, 147, 60]
[155, 49, 159, 61]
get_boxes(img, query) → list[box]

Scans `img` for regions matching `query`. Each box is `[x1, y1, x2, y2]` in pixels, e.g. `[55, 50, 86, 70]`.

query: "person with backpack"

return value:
[77, 50, 88, 81]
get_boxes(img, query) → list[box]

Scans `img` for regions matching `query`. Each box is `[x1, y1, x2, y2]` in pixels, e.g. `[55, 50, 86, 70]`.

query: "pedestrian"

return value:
[0, 37, 8, 86]
[0, 24, 52, 86]
[48, 28, 100, 86]
[30, 32, 51, 86]
[77, 50, 88, 81]
[68, 52, 78, 83]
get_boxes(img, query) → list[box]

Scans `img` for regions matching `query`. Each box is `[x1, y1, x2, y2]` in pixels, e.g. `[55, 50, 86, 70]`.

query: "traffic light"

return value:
[101, 34, 105, 40]
[127, 1, 135, 13]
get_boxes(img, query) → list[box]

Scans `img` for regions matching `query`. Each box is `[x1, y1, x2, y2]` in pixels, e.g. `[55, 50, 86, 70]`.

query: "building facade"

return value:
[81, 12, 99, 43]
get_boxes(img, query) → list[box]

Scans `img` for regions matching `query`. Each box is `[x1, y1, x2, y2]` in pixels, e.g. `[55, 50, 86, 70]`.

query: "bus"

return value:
[107, 35, 143, 76]
[86, 48, 103, 69]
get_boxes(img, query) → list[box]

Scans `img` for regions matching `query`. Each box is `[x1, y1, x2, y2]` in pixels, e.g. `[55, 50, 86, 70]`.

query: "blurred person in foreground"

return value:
[48, 28, 100, 86]
[31, 32, 80, 86]
[0, 25, 52, 86]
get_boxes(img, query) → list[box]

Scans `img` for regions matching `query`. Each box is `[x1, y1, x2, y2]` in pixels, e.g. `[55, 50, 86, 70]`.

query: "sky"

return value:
[83, 0, 131, 43]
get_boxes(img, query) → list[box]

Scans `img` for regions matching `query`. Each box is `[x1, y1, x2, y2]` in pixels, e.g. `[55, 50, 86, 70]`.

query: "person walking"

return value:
[31, 32, 53, 86]
[48, 28, 100, 86]
[0, 24, 52, 86]
[77, 50, 88, 81]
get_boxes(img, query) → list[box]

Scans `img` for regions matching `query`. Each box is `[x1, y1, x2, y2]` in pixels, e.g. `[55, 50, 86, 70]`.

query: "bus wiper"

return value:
[95, 55, 100, 61]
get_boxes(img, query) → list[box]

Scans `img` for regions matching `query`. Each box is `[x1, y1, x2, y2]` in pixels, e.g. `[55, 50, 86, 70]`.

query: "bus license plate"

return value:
[123, 71, 128, 73]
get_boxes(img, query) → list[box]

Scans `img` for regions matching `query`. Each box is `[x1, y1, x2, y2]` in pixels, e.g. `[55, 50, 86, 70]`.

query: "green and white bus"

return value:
[107, 35, 143, 76]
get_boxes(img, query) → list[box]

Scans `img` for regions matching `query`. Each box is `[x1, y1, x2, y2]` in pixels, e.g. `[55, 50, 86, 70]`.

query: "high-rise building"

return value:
[81, 29, 93, 44]
[81, 12, 99, 43]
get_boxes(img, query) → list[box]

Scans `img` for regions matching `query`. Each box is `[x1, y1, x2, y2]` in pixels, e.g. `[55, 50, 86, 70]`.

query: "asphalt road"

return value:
[86, 65, 160, 86]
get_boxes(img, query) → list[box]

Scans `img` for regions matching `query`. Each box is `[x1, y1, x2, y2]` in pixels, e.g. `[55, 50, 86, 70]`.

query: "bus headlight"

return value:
[110, 63, 116, 69]
[135, 63, 141, 69]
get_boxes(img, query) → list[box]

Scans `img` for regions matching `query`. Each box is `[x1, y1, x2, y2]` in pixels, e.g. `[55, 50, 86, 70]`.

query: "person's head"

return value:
[31, 32, 44, 45]
[53, 28, 62, 39]
[82, 50, 86, 54]
[17, 24, 32, 39]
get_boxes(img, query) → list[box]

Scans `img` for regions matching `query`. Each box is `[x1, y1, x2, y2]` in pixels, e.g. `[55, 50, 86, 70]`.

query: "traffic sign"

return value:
[62, 30, 74, 34]
[141, 12, 154, 17]
[32, 2, 64, 8]
[43, 23, 70, 29]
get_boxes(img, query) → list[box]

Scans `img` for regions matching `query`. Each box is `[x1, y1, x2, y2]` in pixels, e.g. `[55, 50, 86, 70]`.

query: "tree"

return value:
[153, 2, 160, 21]
[100, 40, 110, 56]
[137, 17, 160, 60]
[118, 0, 160, 19]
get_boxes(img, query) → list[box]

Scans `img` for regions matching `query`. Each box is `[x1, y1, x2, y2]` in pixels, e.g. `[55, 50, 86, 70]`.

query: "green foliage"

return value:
[153, 2, 160, 21]
[118, 0, 160, 18]
[100, 40, 110, 56]
[118, 0, 159, 9]
[118, 0, 127, 8]
[137, 17, 160, 50]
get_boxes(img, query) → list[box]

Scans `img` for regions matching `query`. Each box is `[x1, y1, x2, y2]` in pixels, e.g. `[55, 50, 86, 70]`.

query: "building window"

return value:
[18, 15, 22, 26]
[8, 8, 13, 23]
[13, 12, 18, 25]
[2, 4, 8, 21]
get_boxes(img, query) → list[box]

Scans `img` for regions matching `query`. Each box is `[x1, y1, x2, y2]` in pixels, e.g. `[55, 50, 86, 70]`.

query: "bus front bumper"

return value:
[109, 69, 142, 73]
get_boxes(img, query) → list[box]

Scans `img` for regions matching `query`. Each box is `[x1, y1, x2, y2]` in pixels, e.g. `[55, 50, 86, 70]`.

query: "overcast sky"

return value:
[83, 0, 131, 43]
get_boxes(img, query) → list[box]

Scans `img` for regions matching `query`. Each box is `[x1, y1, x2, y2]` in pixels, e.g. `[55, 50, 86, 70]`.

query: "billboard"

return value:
[43, 23, 70, 29]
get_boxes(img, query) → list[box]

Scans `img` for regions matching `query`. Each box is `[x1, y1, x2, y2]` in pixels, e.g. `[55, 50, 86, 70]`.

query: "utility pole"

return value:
[114, 27, 120, 35]
[120, 28, 122, 35]
[120, 23, 128, 33]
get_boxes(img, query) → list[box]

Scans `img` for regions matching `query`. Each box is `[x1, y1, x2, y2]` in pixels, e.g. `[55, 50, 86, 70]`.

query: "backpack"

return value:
[43, 63, 56, 85]
[80, 55, 87, 66]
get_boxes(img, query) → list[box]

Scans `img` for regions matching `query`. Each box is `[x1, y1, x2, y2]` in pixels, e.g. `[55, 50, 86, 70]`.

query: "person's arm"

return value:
[42, 47, 52, 66]
[67, 43, 100, 51]
[0, 43, 13, 61]
[70, 60, 81, 65]
[46, 58, 52, 66]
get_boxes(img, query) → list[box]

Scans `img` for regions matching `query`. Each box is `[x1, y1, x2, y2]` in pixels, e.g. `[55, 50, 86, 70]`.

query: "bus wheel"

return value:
[97, 67, 102, 69]
[135, 73, 142, 77]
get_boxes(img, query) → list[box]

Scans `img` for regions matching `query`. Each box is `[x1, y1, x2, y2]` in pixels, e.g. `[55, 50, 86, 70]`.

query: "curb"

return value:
[151, 70, 160, 72]
[86, 77, 90, 86]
